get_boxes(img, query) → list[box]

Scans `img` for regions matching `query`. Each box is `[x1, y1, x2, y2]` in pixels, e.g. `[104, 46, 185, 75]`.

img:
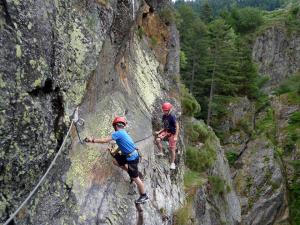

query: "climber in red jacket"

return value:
[155, 102, 179, 170]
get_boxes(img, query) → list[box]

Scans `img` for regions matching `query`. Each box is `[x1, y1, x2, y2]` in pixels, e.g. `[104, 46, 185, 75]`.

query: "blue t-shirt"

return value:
[111, 130, 138, 161]
[162, 113, 177, 134]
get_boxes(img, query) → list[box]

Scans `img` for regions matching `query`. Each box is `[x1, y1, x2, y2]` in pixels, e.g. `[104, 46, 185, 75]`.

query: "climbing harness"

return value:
[71, 107, 85, 144]
[105, 133, 153, 167]
[4, 114, 76, 225]
[107, 142, 120, 157]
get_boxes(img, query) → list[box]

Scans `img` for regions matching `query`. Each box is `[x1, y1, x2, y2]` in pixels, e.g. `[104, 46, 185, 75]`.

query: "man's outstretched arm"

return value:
[85, 136, 113, 144]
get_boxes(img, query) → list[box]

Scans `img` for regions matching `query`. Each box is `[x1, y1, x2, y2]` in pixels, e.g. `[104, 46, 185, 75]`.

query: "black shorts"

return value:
[114, 154, 139, 178]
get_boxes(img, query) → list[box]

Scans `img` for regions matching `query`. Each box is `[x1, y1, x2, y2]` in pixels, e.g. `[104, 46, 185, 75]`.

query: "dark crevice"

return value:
[51, 88, 65, 148]
[27, 79, 65, 149]
[0, 0, 14, 27]
[149, 6, 154, 13]
[50, 29, 56, 76]
[49, 1, 58, 78]
[4, 206, 16, 225]
[28, 78, 54, 96]
[234, 137, 251, 170]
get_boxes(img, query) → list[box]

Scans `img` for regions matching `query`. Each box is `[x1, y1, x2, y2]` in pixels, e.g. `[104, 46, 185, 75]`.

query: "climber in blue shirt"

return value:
[85, 116, 149, 204]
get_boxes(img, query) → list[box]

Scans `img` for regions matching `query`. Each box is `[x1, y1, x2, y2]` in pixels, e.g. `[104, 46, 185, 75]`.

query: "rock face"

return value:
[194, 141, 241, 225]
[219, 96, 289, 225]
[252, 26, 300, 90]
[0, 0, 184, 224]
[234, 138, 287, 225]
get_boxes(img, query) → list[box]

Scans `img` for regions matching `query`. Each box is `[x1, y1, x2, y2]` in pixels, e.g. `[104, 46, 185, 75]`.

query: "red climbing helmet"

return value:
[162, 102, 172, 111]
[112, 116, 127, 126]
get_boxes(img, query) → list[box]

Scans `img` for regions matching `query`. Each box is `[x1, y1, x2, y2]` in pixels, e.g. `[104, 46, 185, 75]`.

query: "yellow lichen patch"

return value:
[0, 18, 5, 29]
[65, 81, 87, 106]
[12, 0, 20, 5]
[33, 78, 41, 87]
[22, 110, 31, 124]
[0, 112, 6, 127]
[133, 37, 163, 109]
[0, 73, 5, 88]
[29, 59, 36, 67]
[36, 57, 48, 74]
[28, 22, 33, 30]
[69, 25, 88, 65]
[16, 45, 22, 58]
[66, 145, 105, 189]
[115, 57, 131, 94]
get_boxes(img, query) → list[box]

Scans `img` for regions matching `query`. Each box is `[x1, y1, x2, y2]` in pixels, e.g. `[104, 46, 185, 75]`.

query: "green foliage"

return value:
[284, 111, 300, 151]
[137, 26, 145, 39]
[150, 36, 158, 46]
[236, 0, 288, 11]
[290, 112, 300, 124]
[275, 72, 300, 104]
[289, 160, 300, 224]
[255, 108, 277, 144]
[208, 176, 227, 195]
[225, 150, 239, 166]
[178, 6, 264, 125]
[159, 5, 182, 26]
[180, 51, 187, 69]
[173, 205, 191, 225]
[227, 7, 264, 33]
[174, 170, 204, 225]
[236, 117, 253, 136]
[185, 120, 209, 143]
[181, 85, 201, 117]
[184, 170, 204, 189]
[186, 142, 216, 172]
[200, 1, 213, 23]
[285, 4, 300, 34]
[175, 0, 290, 16]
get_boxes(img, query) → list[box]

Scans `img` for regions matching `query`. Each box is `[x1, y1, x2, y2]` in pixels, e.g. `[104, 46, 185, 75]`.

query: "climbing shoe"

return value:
[170, 163, 176, 170]
[135, 194, 149, 204]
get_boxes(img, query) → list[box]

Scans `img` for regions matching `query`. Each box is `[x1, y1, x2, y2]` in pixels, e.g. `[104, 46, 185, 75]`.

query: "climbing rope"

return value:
[134, 133, 153, 144]
[4, 108, 154, 224]
[4, 120, 75, 225]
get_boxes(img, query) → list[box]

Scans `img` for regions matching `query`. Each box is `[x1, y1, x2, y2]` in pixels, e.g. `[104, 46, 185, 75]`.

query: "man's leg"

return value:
[168, 135, 177, 169]
[132, 176, 145, 194]
[155, 137, 164, 154]
[112, 156, 128, 172]
[169, 147, 176, 164]
[128, 162, 149, 204]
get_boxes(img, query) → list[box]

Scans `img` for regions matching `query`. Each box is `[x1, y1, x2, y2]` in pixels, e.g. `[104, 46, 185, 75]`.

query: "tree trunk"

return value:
[207, 58, 216, 126]
[190, 57, 195, 92]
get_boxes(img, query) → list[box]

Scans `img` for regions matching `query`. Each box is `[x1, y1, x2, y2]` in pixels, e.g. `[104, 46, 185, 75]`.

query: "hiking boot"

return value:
[135, 194, 149, 204]
[170, 163, 176, 170]
[155, 151, 164, 156]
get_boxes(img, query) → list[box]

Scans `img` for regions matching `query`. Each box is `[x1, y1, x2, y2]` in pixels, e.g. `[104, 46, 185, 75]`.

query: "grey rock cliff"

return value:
[0, 0, 184, 224]
[252, 26, 300, 90]
[194, 141, 241, 225]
